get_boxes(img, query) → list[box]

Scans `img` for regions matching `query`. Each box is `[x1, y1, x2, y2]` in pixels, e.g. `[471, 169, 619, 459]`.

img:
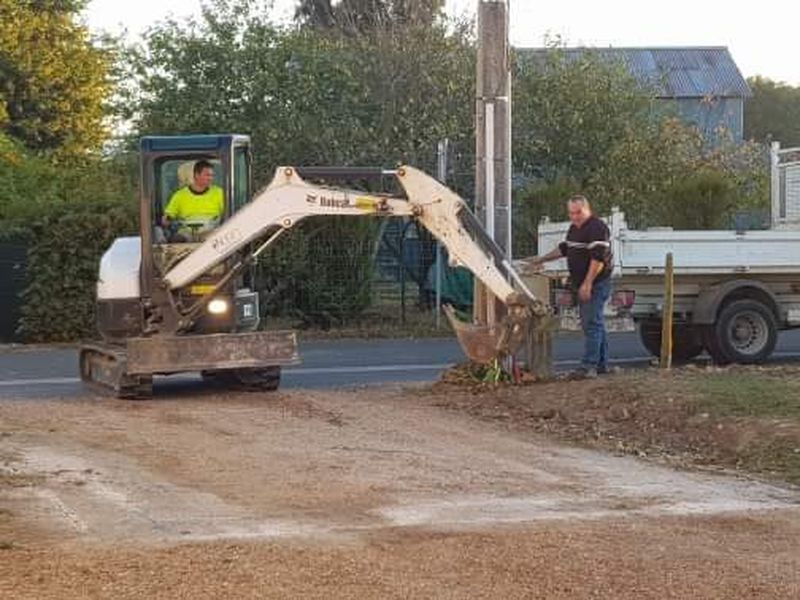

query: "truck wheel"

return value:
[639, 320, 703, 362]
[709, 299, 777, 365]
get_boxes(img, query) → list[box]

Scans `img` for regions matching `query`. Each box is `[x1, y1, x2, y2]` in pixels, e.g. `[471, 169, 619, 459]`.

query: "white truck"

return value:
[536, 142, 800, 365]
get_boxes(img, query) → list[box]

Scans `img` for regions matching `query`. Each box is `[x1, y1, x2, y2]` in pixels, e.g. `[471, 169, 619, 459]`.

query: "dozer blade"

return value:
[444, 304, 531, 364]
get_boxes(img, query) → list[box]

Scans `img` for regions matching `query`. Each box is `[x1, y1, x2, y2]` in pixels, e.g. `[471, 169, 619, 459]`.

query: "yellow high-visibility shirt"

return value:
[164, 185, 224, 221]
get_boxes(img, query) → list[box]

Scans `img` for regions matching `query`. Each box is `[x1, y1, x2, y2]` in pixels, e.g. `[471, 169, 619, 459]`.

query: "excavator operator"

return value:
[162, 160, 225, 242]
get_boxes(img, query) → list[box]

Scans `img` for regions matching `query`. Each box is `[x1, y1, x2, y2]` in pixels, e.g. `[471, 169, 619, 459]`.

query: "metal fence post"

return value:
[660, 252, 674, 370]
[771, 141, 781, 227]
[435, 139, 449, 329]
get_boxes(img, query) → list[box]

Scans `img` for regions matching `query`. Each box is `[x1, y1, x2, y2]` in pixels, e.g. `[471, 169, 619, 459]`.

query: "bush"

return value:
[654, 169, 737, 230]
[0, 134, 138, 341]
[17, 201, 137, 342]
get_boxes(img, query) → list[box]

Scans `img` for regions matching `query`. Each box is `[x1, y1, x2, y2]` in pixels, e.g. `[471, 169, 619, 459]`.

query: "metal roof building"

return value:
[517, 46, 752, 142]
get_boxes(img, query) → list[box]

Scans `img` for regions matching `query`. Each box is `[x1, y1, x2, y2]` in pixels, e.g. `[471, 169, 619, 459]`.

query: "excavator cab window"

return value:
[232, 146, 251, 213]
[153, 156, 224, 244]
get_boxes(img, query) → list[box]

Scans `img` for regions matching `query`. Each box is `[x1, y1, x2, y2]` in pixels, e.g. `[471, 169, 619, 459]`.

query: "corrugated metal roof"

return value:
[516, 47, 752, 98]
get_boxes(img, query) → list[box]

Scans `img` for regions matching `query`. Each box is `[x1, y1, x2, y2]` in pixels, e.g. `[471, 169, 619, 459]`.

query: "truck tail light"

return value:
[612, 289, 636, 309]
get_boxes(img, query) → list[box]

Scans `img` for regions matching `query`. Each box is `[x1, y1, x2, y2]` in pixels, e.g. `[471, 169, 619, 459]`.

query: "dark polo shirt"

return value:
[558, 216, 613, 287]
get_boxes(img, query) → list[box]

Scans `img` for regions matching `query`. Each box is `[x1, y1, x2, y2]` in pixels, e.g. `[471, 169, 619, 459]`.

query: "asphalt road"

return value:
[3, 329, 800, 398]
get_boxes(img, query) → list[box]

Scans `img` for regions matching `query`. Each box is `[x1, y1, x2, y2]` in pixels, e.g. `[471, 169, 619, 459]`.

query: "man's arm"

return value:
[578, 221, 610, 301]
[516, 246, 563, 274]
[162, 191, 181, 227]
[534, 247, 565, 264]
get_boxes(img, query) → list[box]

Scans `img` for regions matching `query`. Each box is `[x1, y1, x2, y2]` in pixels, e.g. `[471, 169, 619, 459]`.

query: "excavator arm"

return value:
[163, 165, 548, 362]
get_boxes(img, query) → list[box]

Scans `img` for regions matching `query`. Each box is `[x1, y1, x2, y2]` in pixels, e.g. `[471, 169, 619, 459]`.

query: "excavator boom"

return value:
[164, 165, 547, 363]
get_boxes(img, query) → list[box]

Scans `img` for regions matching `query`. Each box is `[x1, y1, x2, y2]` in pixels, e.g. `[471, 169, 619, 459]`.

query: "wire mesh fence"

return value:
[256, 140, 477, 337]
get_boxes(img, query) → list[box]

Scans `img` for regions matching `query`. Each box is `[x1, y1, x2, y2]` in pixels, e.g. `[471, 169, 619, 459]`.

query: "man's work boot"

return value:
[597, 366, 621, 376]
[569, 367, 597, 380]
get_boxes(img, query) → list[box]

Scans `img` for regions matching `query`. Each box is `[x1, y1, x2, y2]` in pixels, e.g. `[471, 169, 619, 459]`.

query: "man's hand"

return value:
[578, 279, 593, 303]
[516, 257, 544, 275]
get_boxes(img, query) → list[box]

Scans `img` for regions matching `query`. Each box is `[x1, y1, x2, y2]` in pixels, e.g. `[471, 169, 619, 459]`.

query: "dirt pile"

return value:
[429, 364, 800, 484]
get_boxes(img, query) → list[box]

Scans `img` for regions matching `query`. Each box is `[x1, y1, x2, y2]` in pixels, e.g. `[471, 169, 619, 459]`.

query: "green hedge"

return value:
[11, 208, 379, 341]
[16, 201, 137, 342]
[0, 133, 139, 342]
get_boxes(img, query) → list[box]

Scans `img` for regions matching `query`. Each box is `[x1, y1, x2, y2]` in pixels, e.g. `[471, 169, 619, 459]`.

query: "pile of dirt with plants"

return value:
[429, 364, 800, 485]
[438, 361, 521, 386]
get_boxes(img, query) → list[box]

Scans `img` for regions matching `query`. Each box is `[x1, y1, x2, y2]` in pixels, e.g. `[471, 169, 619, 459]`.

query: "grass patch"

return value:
[737, 439, 800, 485]
[691, 372, 800, 419]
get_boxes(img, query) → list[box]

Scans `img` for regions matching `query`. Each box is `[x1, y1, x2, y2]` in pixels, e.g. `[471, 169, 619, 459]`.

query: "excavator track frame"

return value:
[79, 330, 299, 399]
[79, 344, 153, 399]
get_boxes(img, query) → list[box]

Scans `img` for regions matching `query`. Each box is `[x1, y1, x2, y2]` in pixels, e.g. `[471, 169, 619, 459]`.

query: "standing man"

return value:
[530, 195, 613, 378]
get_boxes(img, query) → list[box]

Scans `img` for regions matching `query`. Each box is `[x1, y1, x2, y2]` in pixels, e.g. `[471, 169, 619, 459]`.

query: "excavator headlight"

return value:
[208, 298, 229, 315]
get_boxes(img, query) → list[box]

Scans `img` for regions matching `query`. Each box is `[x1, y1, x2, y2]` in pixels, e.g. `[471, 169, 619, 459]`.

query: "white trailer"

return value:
[536, 142, 800, 365]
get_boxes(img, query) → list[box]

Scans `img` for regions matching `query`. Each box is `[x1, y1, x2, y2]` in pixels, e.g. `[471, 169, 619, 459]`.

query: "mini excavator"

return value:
[81, 135, 547, 397]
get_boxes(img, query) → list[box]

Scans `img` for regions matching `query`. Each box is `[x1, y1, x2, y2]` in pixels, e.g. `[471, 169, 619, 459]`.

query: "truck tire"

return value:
[707, 299, 777, 365]
[639, 320, 704, 362]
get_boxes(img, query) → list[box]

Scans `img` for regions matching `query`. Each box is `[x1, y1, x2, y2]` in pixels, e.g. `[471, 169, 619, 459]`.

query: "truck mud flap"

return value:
[126, 330, 300, 375]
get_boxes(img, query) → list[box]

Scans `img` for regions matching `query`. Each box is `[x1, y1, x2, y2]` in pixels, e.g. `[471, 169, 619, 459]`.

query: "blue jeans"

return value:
[579, 277, 611, 371]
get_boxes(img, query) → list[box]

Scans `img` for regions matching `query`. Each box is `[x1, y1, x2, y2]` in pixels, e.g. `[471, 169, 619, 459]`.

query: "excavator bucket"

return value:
[443, 304, 532, 364]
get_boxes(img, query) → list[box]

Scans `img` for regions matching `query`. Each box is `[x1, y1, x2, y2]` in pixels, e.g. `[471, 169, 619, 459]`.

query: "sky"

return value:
[85, 0, 799, 85]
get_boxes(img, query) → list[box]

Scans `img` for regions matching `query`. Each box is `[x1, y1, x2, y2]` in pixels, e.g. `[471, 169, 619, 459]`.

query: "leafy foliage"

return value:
[122, 0, 473, 323]
[0, 131, 137, 341]
[513, 49, 653, 184]
[654, 169, 737, 230]
[17, 200, 137, 342]
[257, 218, 380, 327]
[295, 0, 445, 31]
[512, 47, 770, 246]
[0, 0, 112, 158]
[122, 2, 473, 183]
[745, 77, 800, 147]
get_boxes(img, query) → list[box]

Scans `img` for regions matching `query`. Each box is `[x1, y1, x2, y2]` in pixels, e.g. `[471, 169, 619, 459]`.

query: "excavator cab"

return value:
[142, 135, 252, 244]
[138, 135, 259, 335]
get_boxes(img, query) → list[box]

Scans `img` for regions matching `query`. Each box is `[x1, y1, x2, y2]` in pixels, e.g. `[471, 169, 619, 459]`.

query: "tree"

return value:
[745, 76, 800, 147]
[511, 48, 769, 250]
[294, 0, 445, 31]
[124, 0, 472, 185]
[0, 0, 112, 157]
[513, 48, 653, 185]
[122, 0, 472, 323]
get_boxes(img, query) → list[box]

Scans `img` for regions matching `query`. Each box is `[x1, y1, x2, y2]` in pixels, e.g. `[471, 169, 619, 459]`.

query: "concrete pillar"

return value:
[474, 0, 512, 325]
